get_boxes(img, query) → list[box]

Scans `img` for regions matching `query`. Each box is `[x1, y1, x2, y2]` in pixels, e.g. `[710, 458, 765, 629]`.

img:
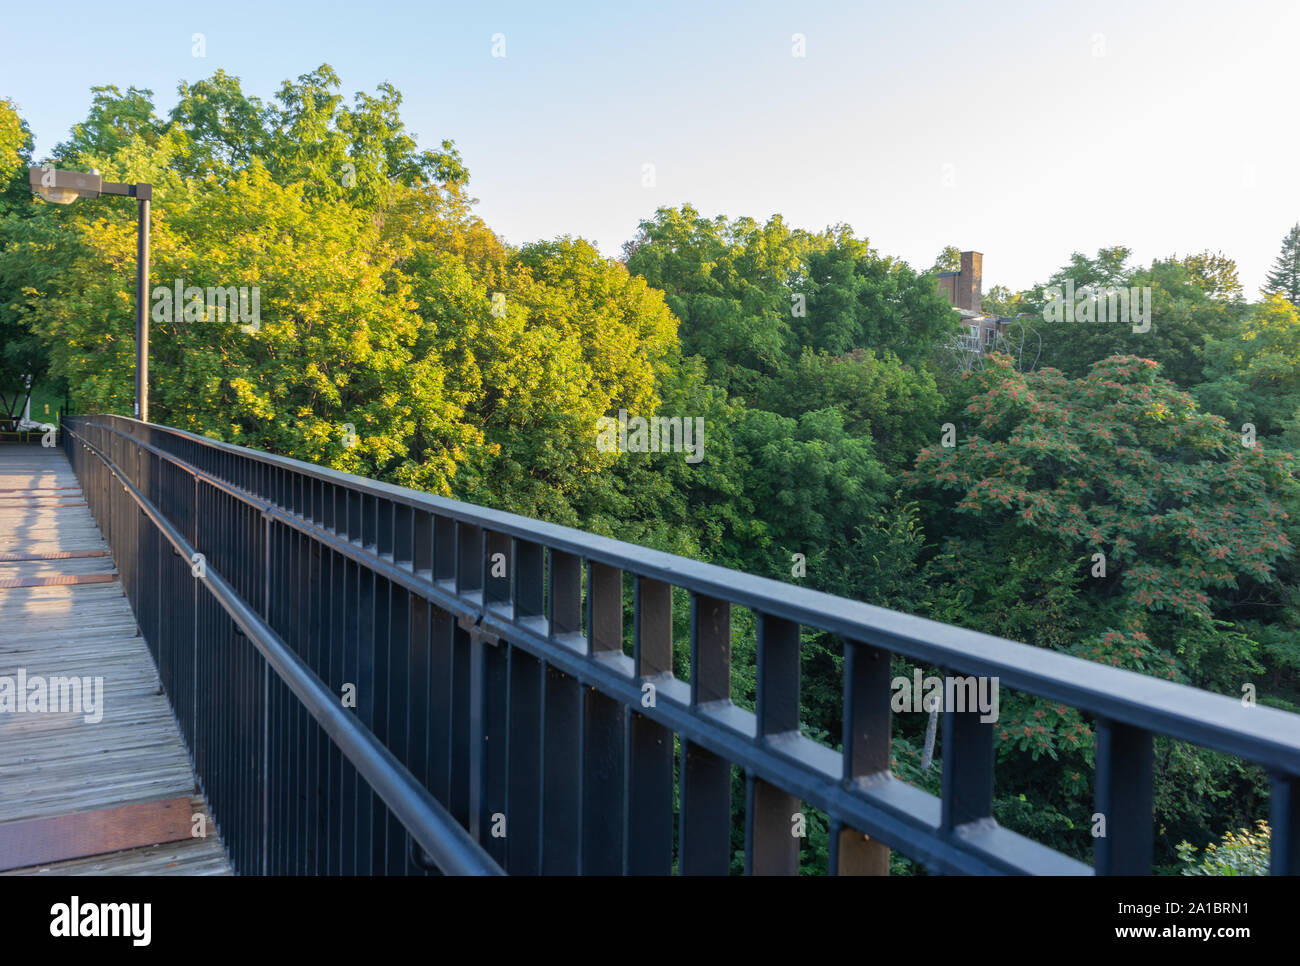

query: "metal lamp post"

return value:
[29, 166, 153, 422]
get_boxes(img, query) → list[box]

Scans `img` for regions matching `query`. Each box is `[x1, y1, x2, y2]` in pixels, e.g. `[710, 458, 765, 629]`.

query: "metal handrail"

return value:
[77, 416, 1300, 768]
[65, 423, 501, 875]
[62, 414, 1300, 875]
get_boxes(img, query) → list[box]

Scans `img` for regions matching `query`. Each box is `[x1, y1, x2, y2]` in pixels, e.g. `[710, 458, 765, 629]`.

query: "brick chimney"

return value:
[957, 251, 982, 314]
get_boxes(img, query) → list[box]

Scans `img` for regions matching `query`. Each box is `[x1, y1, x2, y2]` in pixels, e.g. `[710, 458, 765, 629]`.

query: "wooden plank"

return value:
[0, 551, 107, 562]
[0, 502, 87, 508]
[0, 487, 81, 492]
[0, 573, 117, 588]
[0, 797, 195, 871]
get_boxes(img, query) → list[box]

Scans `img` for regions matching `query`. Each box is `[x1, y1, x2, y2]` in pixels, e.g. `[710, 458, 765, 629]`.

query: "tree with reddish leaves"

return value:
[911, 353, 1296, 662]
[907, 353, 1298, 863]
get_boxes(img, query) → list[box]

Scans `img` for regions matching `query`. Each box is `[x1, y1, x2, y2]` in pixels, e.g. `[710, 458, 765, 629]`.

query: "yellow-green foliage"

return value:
[1177, 820, 1270, 875]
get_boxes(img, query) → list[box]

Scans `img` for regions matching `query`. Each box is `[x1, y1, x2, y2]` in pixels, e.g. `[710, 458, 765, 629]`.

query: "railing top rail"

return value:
[67, 414, 1300, 775]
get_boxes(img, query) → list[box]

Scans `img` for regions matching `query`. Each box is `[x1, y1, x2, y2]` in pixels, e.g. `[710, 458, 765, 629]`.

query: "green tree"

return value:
[53, 85, 161, 164]
[1182, 250, 1243, 301]
[0, 97, 32, 190]
[933, 245, 960, 272]
[753, 347, 944, 470]
[266, 65, 468, 208]
[625, 207, 957, 399]
[624, 206, 802, 398]
[1027, 252, 1246, 388]
[797, 232, 957, 364]
[910, 353, 1297, 680]
[17, 159, 485, 492]
[982, 283, 1028, 317]
[1196, 293, 1300, 440]
[168, 70, 276, 178]
[0, 96, 45, 425]
[909, 354, 1292, 862]
[443, 236, 681, 524]
[1263, 224, 1300, 305]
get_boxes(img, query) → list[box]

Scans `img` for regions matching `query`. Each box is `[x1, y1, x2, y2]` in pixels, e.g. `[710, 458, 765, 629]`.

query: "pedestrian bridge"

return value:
[0, 415, 1296, 875]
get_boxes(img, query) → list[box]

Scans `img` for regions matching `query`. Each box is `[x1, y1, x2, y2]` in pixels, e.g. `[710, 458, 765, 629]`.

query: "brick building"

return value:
[935, 250, 1007, 354]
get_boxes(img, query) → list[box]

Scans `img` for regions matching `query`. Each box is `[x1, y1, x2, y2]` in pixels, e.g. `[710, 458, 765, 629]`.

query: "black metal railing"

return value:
[62, 414, 1300, 875]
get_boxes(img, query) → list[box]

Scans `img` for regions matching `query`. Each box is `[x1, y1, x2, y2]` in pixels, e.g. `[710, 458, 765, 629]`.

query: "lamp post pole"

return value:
[134, 185, 151, 422]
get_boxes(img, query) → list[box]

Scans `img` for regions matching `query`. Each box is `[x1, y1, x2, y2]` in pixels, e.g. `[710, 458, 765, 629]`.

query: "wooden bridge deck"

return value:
[0, 444, 230, 875]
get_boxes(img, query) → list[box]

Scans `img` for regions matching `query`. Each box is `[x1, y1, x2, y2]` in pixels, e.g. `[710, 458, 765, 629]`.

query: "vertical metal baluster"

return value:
[406, 594, 431, 874]
[542, 664, 582, 875]
[339, 555, 358, 874]
[480, 531, 511, 863]
[356, 557, 376, 872]
[261, 510, 271, 874]
[384, 572, 410, 873]
[452, 523, 482, 832]
[506, 540, 545, 874]
[371, 573, 392, 873]
[306, 537, 324, 874]
[506, 645, 543, 875]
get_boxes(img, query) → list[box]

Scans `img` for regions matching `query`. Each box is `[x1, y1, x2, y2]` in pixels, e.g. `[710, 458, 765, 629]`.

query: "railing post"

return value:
[939, 680, 996, 836]
[1270, 774, 1299, 875]
[581, 561, 625, 874]
[507, 539, 546, 874]
[833, 643, 892, 875]
[542, 550, 582, 873]
[748, 614, 801, 875]
[626, 576, 674, 875]
[1094, 720, 1154, 875]
[680, 594, 731, 875]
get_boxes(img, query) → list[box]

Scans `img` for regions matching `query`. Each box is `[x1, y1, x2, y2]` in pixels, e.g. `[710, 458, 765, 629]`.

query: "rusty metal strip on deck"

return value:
[0, 797, 195, 872]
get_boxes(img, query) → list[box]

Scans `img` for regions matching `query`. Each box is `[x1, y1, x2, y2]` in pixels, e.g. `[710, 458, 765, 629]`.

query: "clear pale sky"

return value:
[2, 0, 1296, 296]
